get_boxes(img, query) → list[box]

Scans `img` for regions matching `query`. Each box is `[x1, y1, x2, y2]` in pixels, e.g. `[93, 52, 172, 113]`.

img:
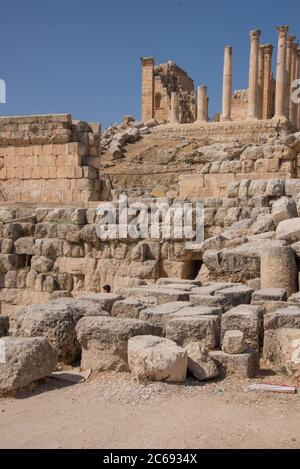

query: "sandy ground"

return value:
[0, 372, 299, 449]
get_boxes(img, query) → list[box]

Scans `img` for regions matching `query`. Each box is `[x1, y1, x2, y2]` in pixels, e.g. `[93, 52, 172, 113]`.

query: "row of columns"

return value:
[170, 86, 209, 123]
[221, 26, 300, 126]
[170, 26, 300, 127]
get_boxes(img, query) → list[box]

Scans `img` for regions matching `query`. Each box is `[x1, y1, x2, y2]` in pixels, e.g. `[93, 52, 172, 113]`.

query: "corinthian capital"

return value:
[250, 29, 261, 40]
[276, 25, 289, 38]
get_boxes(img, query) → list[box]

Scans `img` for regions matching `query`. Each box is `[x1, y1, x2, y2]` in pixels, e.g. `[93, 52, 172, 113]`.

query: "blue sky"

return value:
[0, 0, 299, 128]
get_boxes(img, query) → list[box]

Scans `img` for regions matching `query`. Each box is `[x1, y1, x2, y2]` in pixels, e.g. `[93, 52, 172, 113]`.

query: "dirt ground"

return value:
[0, 371, 299, 449]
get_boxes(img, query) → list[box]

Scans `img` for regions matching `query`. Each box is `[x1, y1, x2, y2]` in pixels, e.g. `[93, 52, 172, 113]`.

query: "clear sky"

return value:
[0, 0, 299, 128]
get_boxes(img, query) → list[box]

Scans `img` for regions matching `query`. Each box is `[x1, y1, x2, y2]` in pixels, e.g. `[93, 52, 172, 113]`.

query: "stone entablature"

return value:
[0, 114, 103, 205]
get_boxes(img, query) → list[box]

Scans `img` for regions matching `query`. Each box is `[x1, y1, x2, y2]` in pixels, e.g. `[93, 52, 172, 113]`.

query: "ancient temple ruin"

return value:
[0, 25, 300, 398]
[141, 26, 300, 129]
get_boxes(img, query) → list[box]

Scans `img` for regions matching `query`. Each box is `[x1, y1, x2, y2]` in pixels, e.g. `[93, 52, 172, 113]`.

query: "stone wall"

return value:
[0, 205, 200, 318]
[0, 115, 102, 205]
[177, 134, 300, 198]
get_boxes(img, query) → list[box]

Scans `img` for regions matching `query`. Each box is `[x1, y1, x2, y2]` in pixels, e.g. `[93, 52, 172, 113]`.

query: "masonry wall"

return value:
[0, 115, 102, 205]
[0, 205, 199, 318]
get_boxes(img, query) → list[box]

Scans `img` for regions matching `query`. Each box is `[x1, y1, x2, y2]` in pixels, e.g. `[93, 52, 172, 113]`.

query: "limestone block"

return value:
[76, 317, 161, 372]
[284, 179, 300, 197]
[185, 343, 219, 381]
[139, 302, 191, 331]
[276, 218, 300, 243]
[14, 237, 35, 255]
[79, 293, 124, 313]
[111, 298, 151, 319]
[165, 315, 220, 349]
[190, 294, 229, 311]
[128, 335, 187, 383]
[34, 223, 58, 239]
[0, 337, 57, 392]
[209, 350, 259, 378]
[222, 330, 247, 354]
[252, 288, 287, 303]
[116, 286, 190, 304]
[31, 256, 54, 273]
[215, 285, 253, 307]
[221, 304, 264, 352]
[271, 197, 298, 226]
[34, 239, 63, 258]
[14, 298, 108, 364]
[265, 179, 285, 197]
[264, 306, 300, 372]
[157, 278, 201, 287]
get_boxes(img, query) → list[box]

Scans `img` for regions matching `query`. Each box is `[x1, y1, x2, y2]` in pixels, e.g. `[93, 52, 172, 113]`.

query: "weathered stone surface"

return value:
[209, 350, 259, 378]
[203, 240, 286, 281]
[161, 283, 196, 292]
[14, 299, 108, 364]
[172, 305, 223, 318]
[31, 256, 54, 273]
[190, 294, 229, 310]
[264, 306, 300, 330]
[271, 197, 298, 226]
[185, 343, 219, 381]
[0, 337, 57, 391]
[139, 302, 190, 331]
[79, 293, 124, 313]
[111, 298, 152, 319]
[221, 305, 264, 352]
[128, 335, 187, 383]
[116, 286, 189, 304]
[222, 330, 247, 354]
[14, 237, 35, 255]
[166, 315, 220, 349]
[252, 288, 287, 303]
[76, 317, 161, 372]
[276, 218, 300, 243]
[191, 283, 236, 296]
[215, 285, 253, 307]
[0, 315, 9, 337]
[260, 246, 298, 297]
[157, 278, 201, 287]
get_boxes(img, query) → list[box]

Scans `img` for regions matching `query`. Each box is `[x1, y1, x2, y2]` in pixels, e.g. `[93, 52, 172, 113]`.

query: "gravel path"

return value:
[0, 372, 299, 449]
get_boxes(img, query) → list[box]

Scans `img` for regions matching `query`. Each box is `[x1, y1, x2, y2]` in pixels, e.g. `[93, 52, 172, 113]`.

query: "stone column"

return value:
[221, 46, 233, 121]
[170, 91, 180, 124]
[258, 45, 265, 118]
[261, 246, 298, 297]
[293, 46, 300, 128]
[275, 26, 289, 119]
[140, 57, 155, 122]
[289, 43, 298, 125]
[262, 44, 274, 119]
[285, 36, 295, 119]
[248, 30, 261, 119]
[197, 86, 208, 122]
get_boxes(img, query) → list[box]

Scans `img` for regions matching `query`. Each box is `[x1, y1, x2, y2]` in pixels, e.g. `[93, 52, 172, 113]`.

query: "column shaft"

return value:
[262, 44, 274, 119]
[197, 86, 208, 122]
[221, 46, 233, 121]
[258, 46, 264, 118]
[248, 30, 261, 119]
[275, 26, 289, 118]
[170, 92, 180, 124]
